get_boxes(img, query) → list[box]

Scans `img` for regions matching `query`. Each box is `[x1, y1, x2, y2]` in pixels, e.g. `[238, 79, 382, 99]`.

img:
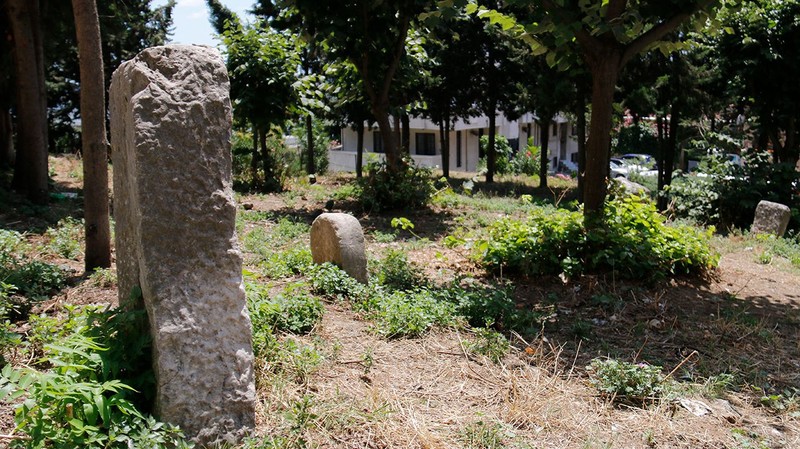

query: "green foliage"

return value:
[0, 306, 188, 448]
[613, 122, 658, 156]
[260, 246, 312, 279]
[291, 117, 331, 175]
[587, 358, 665, 405]
[1, 229, 67, 307]
[366, 289, 457, 339]
[465, 326, 510, 364]
[668, 149, 800, 230]
[478, 135, 514, 176]
[308, 263, 366, 302]
[509, 138, 540, 176]
[377, 249, 426, 291]
[43, 217, 84, 259]
[247, 283, 324, 338]
[87, 268, 117, 288]
[441, 282, 538, 333]
[460, 419, 509, 449]
[479, 197, 718, 280]
[358, 159, 435, 211]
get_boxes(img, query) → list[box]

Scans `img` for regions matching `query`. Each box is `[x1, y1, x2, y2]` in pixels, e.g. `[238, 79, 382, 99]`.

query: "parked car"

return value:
[620, 153, 657, 169]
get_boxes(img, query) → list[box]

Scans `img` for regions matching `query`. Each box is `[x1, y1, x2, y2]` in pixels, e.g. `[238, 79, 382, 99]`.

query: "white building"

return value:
[330, 113, 580, 173]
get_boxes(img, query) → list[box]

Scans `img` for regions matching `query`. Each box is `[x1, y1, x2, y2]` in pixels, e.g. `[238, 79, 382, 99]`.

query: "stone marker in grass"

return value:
[310, 213, 368, 284]
[110, 44, 255, 446]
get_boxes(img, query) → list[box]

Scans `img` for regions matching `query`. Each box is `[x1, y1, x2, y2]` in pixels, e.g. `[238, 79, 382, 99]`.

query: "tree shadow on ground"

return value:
[509, 272, 800, 394]
[0, 179, 84, 233]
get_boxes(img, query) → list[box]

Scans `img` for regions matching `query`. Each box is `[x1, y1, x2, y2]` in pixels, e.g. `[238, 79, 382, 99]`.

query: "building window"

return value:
[415, 132, 436, 156]
[571, 152, 579, 163]
[373, 131, 384, 153]
[552, 122, 558, 136]
[456, 131, 462, 167]
[571, 123, 578, 136]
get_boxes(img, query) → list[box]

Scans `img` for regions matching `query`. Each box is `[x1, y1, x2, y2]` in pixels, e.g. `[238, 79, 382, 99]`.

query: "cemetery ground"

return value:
[1, 155, 800, 448]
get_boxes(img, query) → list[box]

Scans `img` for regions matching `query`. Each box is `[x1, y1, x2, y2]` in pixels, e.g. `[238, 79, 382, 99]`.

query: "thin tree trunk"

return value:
[305, 114, 315, 179]
[393, 114, 401, 156]
[658, 106, 679, 211]
[401, 111, 410, 155]
[73, 0, 111, 271]
[584, 57, 621, 225]
[356, 122, 364, 178]
[374, 111, 399, 171]
[576, 84, 587, 203]
[439, 118, 450, 178]
[486, 103, 497, 183]
[538, 119, 549, 189]
[8, 0, 49, 203]
[0, 109, 13, 168]
[250, 126, 260, 188]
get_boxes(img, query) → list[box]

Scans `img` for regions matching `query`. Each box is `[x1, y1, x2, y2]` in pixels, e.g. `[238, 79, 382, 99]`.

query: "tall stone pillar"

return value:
[109, 45, 255, 446]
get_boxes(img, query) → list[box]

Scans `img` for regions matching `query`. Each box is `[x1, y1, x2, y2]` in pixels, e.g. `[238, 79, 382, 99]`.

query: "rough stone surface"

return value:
[752, 200, 791, 237]
[109, 45, 255, 446]
[310, 213, 368, 284]
[611, 177, 650, 196]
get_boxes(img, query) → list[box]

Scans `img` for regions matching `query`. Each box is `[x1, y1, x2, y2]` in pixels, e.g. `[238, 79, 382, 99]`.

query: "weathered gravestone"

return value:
[752, 200, 791, 237]
[310, 213, 368, 284]
[109, 45, 255, 446]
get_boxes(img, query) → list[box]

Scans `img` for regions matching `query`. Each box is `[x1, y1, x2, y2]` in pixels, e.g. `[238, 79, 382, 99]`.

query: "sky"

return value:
[153, 0, 254, 47]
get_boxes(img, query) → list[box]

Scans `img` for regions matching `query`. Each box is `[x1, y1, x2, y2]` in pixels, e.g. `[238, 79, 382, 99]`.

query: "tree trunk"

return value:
[374, 111, 399, 172]
[305, 114, 316, 178]
[356, 122, 364, 179]
[393, 114, 401, 156]
[0, 109, 13, 168]
[439, 118, 450, 178]
[658, 106, 679, 211]
[538, 119, 549, 189]
[250, 126, 260, 188]
[584, 57, 621, 224]
[73, 0, 111, 271]
[401, 111, 410, 155]
[576, 84, 587, 203]
[8, 0, 49, 203]
[486, 103, 497, 183]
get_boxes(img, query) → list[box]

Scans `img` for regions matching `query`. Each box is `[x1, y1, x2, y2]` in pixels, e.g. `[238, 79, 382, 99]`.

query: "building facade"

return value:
[330, 113, 580, 174]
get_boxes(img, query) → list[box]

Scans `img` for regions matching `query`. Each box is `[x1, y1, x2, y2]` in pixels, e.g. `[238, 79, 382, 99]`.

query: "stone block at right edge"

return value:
[752, 200, 791, 237]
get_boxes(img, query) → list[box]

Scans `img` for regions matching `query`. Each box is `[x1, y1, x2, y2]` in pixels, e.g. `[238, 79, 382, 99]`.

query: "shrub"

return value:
[509, 138, 540, 176]
[358, 158, 435, 212]
[308, 263, 367, 302]
[587, 358, 665, 405]
[377, 249, 426, 291]
[667, 149, 800, 231]
[441, 281, 538, 333]
[477, 135, 514, 175]
[247, 283, 324, 337]
[465, 326, 510, 364]
[478, 196, 718, 279]
[367, 289, 457, 338]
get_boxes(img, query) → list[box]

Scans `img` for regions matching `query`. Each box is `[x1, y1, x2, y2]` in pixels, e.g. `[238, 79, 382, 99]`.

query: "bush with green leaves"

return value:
[377, 249, 426, 291]
[477, 135, 515, 176]
[1, 230, 66, 315]
[667, 149, 800, 231]
[357, 158, 435, 211]
[440, 281, 538, 333]
[366, 288, 457, 338]
[247, 282, 324, 336]
[479, 196, 718, 279]
[308, 263, 367, 302]
[587, 358, 665, 405]
[0, 306, 189, 448]
[291, 117, 331, 175]
[509, 138, 540, 176]
[465, 326, 510, 364]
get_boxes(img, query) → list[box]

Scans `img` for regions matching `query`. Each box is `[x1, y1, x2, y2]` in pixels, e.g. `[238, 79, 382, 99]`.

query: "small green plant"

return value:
[460, 419, 509, 449]
[308, 263, 366, 301]
[43, 217, 84, 259]
[377, 249, 426, 291]
[260, 246, 312, 279]
[371, 229, 397, 243]
[587, 358, 665, 406]
[465, 325, 510, 364]
[0, 306, 189, 449]
[247, 282, 324, 336]
[367, 289, 457, 338]
[87, 267, 117, 288]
